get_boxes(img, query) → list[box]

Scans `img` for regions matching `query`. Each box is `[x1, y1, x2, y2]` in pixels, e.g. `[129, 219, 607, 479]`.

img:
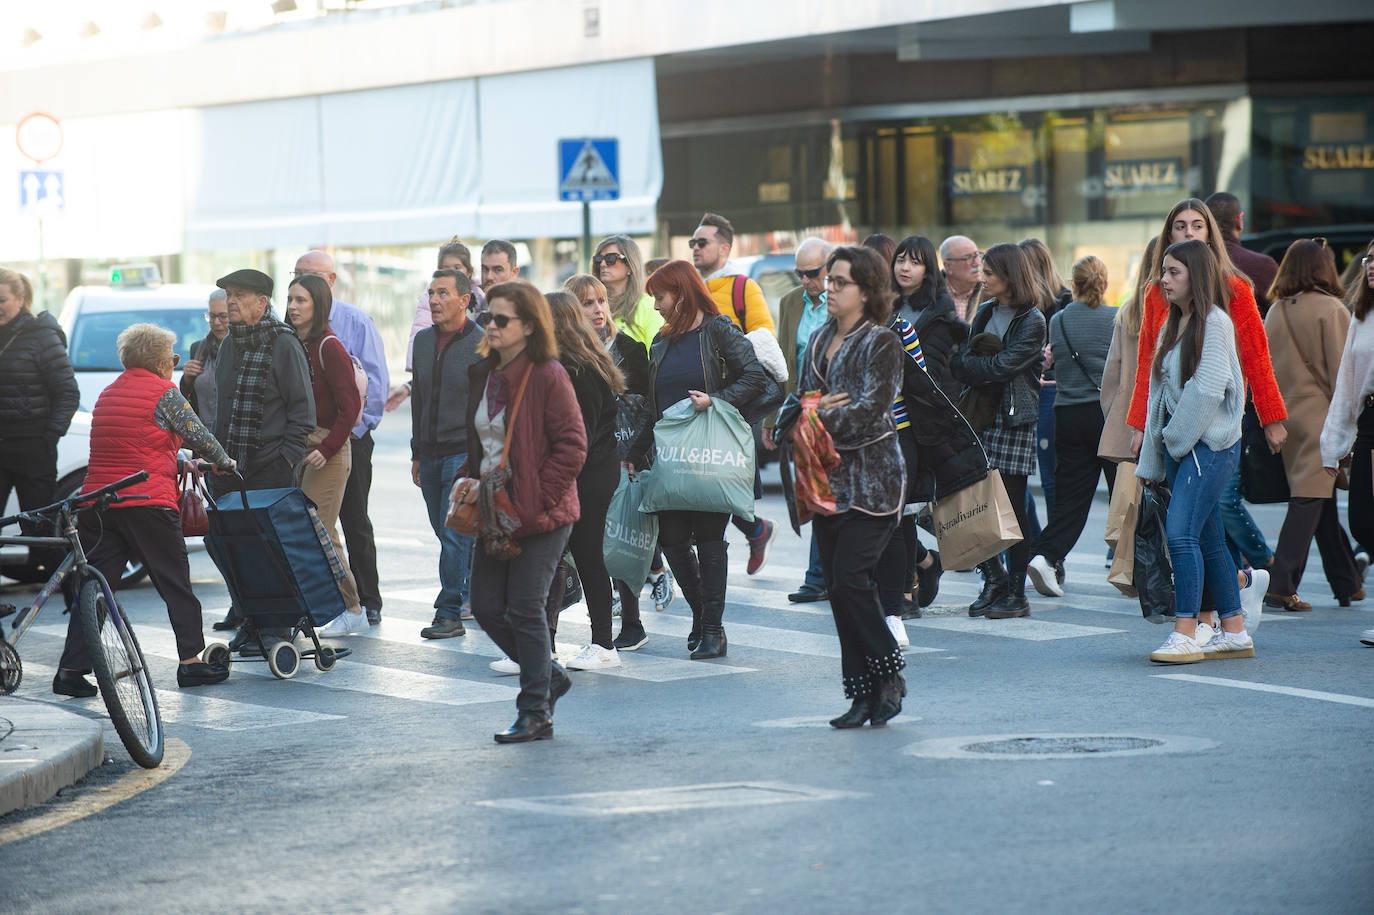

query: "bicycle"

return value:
[0, 471, 165, 768]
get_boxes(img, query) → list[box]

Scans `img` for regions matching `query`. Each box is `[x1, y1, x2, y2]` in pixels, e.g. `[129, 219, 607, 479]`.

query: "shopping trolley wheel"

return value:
[203, 642, 231, 668]
[314, 645, 337, 672]
[266, 641, 300, 679]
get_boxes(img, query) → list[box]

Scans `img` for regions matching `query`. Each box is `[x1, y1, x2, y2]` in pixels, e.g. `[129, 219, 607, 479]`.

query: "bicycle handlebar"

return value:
[0, 471, 151, 528]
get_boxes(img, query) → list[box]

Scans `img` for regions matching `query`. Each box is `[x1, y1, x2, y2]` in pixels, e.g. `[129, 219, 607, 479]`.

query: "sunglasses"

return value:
[593, 253, 626, 268]
[795, 267, 824, 280]
[687, 238, 711, 249]
[477, 312, 519, 329]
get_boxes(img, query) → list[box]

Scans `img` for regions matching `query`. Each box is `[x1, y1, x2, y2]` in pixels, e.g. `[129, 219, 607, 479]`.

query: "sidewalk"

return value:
[0, 698, 104, 818]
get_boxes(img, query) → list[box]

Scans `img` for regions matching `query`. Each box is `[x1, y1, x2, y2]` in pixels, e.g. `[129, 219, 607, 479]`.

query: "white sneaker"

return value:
[1027, 555, 1064, 597]
[565, 643, 622, 671]
[1200, 630, 1255, 660]
[317, 610, 368, 637]
[1149, 631, 1203, 664]
[885, 615, 909, 648]
[1240, 569, 1267, 635]
[489, 656, 520, 675]
[1194, 622, 1218, 646]
[650, 569, 675, 612]
[611, 589, 622, 619]
[1355, 552, 1369, 581]
[1360, 628, 1374, 646]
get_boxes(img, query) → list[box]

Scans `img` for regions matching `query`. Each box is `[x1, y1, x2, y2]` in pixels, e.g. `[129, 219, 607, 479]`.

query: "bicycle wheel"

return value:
[78, 577, 164, 768]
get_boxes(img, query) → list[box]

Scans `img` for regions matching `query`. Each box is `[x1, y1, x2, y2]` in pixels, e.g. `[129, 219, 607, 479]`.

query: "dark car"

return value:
[1242, 224, 1374, 274]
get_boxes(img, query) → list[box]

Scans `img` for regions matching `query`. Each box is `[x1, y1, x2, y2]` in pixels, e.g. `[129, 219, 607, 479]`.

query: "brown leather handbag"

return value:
[445, 366, 532, 547]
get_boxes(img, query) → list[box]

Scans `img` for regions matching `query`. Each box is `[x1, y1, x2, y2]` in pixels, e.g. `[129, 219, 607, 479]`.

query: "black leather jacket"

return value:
[950, 300, 1046, 429]
[633, 315, 768, 464]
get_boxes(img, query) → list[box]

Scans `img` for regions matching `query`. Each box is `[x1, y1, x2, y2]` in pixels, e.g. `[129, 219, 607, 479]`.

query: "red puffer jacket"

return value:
[83, 369, 180, 510]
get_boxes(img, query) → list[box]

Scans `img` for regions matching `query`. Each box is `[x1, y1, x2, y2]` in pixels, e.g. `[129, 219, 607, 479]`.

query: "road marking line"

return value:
[474, 781, 866, 816]
[907, 617, 1124, 640]
[0, 738, 191, 848]
[1152, 674, 1374, 709]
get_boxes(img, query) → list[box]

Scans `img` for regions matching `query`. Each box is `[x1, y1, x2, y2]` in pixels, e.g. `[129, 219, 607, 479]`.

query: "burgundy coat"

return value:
[463, 352, 587, 540]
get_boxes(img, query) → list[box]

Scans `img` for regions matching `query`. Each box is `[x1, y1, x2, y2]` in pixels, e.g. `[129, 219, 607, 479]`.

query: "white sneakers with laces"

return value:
[489, 656, 520, 675]
[885, 615, 909, 648]
[649, 569, 675, 612]
[1200, 630, 1255, 660]
[565, 643, 622, 671]
[1027, 555, 1064, 598]
[317, 610, 369, 637]
[1240, 569, 1267, 634]
[1193, 622, 1218, 647]
[1149, 631, 1203, 664]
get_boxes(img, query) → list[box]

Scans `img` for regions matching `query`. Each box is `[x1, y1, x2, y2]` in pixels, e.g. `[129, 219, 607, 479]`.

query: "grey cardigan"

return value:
[798, 319, 906, 516]
[1136, 307, 1245, 482]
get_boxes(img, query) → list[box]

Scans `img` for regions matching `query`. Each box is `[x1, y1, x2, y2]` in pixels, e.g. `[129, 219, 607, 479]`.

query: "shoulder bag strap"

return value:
[1274, 298, 1332, 400]
[495, 365, 533, 471]
[1057, 318, 1101, 392]
[730, 275, 747, 327]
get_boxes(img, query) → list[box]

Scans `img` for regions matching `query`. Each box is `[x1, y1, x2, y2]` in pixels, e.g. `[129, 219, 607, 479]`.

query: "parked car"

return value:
[1242, 225, 1374, 273]
[60, 264, 213, 411]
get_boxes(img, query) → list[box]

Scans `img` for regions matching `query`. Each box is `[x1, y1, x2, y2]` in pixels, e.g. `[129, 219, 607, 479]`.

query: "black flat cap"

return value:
[216, 268, 273, 298]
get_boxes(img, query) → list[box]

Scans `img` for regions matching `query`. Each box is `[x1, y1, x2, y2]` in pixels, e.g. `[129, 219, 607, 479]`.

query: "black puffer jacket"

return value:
[0, 311, 79, 443]
[633, 315, 768, 464]
[951, 301, 1046, 429]
[898, 346, 989, 503]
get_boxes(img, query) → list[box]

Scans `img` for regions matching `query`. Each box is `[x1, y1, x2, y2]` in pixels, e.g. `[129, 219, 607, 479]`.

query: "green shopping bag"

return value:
[638, 398, 756, 520]
[603, 468, 659, 585]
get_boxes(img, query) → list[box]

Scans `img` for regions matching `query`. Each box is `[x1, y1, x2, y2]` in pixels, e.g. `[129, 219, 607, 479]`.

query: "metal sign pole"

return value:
[582, 201, 592, 271]
[36, 212, 47, 314]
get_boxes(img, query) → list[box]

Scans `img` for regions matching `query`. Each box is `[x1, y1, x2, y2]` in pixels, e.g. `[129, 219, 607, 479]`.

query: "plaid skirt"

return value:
[981, 414, 1037, 476]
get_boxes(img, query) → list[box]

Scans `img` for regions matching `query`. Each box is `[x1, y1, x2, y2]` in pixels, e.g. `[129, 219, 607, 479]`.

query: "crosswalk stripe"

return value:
[906, 617, 1125, 641]
[21, 660, 346, 731]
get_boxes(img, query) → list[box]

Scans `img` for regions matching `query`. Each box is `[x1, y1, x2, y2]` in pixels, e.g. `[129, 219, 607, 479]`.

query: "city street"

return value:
[2, 405, 1371, 914]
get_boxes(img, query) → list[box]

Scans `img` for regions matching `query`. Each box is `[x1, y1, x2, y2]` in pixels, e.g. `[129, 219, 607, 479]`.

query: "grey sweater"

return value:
[1136, 307, 1245, 482]
[1049, 302, 1118, 406]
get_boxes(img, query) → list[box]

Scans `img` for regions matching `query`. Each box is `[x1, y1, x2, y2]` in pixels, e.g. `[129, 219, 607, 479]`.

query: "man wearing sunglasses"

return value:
[770, 237, 833, 602]
[411, 270, 486, 640]
[1205, 192, 1280, 316]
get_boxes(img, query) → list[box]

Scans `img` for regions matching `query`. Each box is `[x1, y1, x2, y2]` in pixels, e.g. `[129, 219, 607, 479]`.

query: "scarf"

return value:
[225, 310, 301, 462]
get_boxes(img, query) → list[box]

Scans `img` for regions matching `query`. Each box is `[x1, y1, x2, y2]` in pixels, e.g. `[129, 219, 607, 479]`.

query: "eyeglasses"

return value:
[477, 312, 519, 329]
[687, 238, 711, 250]
[944, 251, 982, 264]
[291, 269, 327, 278]
[825, 276, 854, 291]
[795, 267, 824, 280]
[205, 312, 229, 324]
[592, 253, 626, 268]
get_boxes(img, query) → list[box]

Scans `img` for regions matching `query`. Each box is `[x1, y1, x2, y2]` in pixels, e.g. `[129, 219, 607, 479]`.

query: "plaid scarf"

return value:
[225, 310, 300, 462]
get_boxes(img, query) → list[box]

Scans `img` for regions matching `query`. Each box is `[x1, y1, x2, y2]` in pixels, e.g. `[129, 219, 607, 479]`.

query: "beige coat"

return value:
[1098, 318, 1139, 462]
[1265, 291, 1351, 498]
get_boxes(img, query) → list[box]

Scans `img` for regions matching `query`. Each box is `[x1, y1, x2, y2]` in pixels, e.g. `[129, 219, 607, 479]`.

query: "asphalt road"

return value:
[2, 403, 1372, 914]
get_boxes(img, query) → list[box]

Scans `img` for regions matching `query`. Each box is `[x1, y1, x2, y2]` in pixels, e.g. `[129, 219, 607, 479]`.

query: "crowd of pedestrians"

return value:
[3, 193, 1373, 742]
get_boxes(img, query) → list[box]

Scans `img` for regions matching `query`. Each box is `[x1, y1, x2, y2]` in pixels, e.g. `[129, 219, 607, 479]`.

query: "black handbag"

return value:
[613, 393, 651, 461]
[771, 393, 803, 442]
[1238, 401, 1289, 504]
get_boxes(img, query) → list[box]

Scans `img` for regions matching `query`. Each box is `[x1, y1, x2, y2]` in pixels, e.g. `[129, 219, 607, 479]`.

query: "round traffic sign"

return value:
[16, 112, 63, 164]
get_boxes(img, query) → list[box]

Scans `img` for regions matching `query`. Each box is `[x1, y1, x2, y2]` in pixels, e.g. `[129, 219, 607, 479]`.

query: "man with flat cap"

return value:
[209, 269, 315, 633]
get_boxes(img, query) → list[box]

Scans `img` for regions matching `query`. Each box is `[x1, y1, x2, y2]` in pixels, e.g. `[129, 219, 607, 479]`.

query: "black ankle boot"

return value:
[830, 695, 872, 728]
[969, 559, 1009, 617]
[986, 591, 1031, 619]
[662, 543, 703, 651]
[870, 673, 906, 726]
[691, 541, 729, 659]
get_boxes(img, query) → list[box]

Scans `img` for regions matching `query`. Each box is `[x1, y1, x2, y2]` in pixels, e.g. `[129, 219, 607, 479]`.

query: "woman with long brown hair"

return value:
[459, 282, 588, 742]
[633, 260, 767, 659]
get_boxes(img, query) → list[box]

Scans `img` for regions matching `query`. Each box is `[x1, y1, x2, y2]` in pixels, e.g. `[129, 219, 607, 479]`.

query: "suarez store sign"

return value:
[1253, 95, 1374, 230]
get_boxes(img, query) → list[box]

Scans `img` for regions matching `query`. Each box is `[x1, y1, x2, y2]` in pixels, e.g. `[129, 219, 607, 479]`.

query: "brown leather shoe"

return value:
[1264, 592, 1311, 611]
[1339, 588, 1365, 608]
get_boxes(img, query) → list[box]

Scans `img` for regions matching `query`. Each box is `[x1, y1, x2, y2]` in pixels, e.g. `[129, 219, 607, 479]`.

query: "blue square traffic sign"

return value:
[559, 138, 619, 202]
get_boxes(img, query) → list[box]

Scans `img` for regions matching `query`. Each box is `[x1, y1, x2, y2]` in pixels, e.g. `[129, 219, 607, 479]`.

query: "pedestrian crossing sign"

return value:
[559, 138, 619, 202]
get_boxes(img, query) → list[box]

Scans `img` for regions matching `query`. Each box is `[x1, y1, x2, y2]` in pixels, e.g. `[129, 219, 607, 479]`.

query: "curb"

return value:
[0, 700, 104, 818]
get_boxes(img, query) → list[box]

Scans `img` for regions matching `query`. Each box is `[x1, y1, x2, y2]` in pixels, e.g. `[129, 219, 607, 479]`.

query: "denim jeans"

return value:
[802, 533, 826, 592]
[419, 452, 475, 619]
[1164, 441, 1243, 621]
[1219, 468, 1272, 570]
[1036, 381, 1057, 517]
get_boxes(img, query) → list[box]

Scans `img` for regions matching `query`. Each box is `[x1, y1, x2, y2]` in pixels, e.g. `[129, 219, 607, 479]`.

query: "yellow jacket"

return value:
[705, 274, 775, 336]
[613, 293, 664, 354]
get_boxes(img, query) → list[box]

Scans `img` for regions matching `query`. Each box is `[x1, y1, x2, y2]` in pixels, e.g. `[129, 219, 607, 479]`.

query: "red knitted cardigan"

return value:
[1126, 274, 1287, 431]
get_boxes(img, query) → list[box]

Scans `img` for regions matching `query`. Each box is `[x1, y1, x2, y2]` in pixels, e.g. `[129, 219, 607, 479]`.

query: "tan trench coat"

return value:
[1098, 317, 1139, 462]
[1265, 291, 1351, 498]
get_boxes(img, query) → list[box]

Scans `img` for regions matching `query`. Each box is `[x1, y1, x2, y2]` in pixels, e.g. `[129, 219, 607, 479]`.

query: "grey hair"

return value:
[208, 288, 227, 305]
[117, 323, 177, 372]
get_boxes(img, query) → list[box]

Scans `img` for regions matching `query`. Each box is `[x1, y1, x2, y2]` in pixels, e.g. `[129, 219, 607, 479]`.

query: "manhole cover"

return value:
[903, 733, 1217, 760]
[962, 736, 1162, 755]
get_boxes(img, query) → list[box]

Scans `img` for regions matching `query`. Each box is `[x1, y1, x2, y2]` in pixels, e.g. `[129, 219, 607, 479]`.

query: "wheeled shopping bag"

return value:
[203, 479, 352, 678]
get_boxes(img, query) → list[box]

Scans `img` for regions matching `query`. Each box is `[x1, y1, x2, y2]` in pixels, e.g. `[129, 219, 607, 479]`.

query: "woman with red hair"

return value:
[632, 260, 768, 659]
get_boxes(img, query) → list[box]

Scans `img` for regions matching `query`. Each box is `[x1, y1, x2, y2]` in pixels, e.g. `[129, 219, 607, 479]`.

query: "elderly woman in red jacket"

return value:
[54, 324, 236, 698]
[457, 282, 588, 744]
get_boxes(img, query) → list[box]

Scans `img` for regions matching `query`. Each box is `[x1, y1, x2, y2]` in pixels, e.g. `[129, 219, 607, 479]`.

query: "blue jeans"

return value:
[1036, 382, 1057, 517]
[802, 532, 826, 592]
[419, 453, 474, 620]
[1164, 441, 1243, 621]
[1219, 468, 1273, 570]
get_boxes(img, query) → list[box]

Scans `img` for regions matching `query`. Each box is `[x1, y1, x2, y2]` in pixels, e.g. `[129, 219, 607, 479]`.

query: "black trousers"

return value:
[1269, 496, 1362, 599]
[997, 473, 1032, 597]
[338, 431, 382, 612]
[659, 510, 729, 549]
[1034, 402, 1118, 563]
[59, 506, 206, 669]
[0, 436, 62, 568]
[565, 459, 619, 649]
[814, 510, 904, 698]
[1349, 405, 1374, 556]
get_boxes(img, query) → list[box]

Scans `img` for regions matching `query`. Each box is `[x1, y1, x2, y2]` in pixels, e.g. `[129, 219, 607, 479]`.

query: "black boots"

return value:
[829, 695, 872, 728]
[969, 559, 1009, 617]
[662, 543, 704, 652]
[986, 591, 1031, 619]
[870, 673, 907, 726]
[691, 541, 729, 659]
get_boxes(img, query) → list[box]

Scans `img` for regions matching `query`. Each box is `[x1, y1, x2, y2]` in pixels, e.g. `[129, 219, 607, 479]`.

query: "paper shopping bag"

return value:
[1104, 462, 1139, 547]
[1107, 494, 1138, 597]
[931, 469, 1023, 571]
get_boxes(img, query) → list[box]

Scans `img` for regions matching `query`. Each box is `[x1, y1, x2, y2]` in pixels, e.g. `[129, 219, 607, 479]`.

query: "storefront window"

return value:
[1254, 96, 1374, 231]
